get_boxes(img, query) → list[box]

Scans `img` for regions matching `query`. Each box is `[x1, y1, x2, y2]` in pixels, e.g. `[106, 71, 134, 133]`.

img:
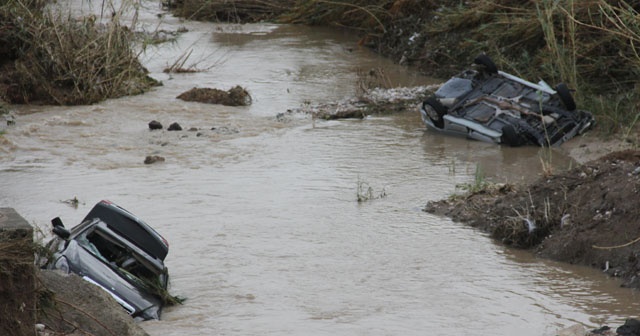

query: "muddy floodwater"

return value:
[1, 1, 639, 335]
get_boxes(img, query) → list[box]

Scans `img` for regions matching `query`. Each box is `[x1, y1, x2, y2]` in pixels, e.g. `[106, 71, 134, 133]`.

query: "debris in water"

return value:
[60, 196, 81, 208]
[524, 218, 536, 233]
[144, 155, 165, 164]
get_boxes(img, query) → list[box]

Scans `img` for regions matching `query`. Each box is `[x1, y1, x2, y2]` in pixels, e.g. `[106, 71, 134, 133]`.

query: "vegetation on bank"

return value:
[168, 0, 640, 139]
[2, 0, 640, 138]
[0, 0, 156, 105]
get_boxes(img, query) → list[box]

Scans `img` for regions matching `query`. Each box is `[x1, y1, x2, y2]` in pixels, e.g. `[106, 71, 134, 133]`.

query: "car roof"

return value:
[82, 200, 169, 261]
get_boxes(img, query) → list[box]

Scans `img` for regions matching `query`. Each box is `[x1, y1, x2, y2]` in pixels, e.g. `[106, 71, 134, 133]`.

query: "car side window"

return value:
[82, 229, 160, 285]
[77, 230, 105, 262]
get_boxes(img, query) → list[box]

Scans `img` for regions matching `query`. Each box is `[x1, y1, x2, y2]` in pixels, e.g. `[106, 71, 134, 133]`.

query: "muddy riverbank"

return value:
[426, 145, 640, 289]
[3, 1, 640, 335]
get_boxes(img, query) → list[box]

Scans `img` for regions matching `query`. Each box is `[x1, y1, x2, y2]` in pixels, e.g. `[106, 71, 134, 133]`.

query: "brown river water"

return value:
[1, 1, 639, 335]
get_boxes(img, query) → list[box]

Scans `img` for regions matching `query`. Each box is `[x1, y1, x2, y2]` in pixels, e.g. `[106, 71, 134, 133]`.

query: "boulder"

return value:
[37, 270, 149, 336]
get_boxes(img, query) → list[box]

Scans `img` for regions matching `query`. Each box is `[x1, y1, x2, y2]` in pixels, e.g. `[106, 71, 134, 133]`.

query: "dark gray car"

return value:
[420, 54, 594, 146]
[41, 200, 170, 321]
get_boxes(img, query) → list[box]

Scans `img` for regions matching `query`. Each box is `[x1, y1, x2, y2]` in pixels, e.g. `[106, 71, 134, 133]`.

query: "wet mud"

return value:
[3, 1, 640, 334]
[176, 86, 252, 106]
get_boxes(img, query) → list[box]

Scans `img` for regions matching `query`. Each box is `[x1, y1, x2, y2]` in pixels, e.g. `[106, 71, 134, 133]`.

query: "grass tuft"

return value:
[0, 0, 158, 105]
[357, 176, 387, 202]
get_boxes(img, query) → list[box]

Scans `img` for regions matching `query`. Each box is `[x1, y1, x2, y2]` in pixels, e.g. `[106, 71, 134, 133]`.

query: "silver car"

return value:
[420, 54, 594, 146]
[42, 200, 170, 321]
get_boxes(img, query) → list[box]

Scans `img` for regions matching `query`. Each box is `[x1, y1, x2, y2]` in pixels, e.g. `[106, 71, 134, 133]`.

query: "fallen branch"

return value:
[592, 235, 640, 250]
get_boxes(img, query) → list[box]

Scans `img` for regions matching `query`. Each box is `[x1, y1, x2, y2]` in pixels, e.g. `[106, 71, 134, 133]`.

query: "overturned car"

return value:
[40, 200, 171, 321]
[420, 54, 594, 146]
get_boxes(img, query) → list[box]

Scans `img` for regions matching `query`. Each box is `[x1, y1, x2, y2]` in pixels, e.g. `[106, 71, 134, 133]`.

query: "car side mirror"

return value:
[51, 217, 64, 228]
[52, 225, 70, 240]
[51, 217, 70, 240]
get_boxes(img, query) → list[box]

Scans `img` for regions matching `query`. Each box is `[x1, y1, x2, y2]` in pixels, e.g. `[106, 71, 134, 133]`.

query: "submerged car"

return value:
[41, 200, 170, 321]
[419, 54, 594, 146]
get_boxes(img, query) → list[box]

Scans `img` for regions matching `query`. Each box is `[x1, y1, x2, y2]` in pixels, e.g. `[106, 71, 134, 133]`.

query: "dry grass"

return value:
[0, 230, 37, 336]
[356, 177, 387, 202]
[1, 0, 157, 105]
[405, 0, 640, 134]
[169, 1, 640, 91]
[355, 67, 394, 97]
[168, 0, 295, 22]
[281, 0, 391, 32]
[2, 0, 640, 135]
[489, 192, 564, 248]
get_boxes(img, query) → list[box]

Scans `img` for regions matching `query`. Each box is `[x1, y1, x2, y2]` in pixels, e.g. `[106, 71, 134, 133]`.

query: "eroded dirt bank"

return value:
[425, 149, 640, 291]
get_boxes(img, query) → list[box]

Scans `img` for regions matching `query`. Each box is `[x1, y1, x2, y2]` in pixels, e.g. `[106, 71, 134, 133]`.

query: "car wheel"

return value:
[473, 54, 498, 74]
[555, 83, 576, 111]
[423, 96, 447, 129]
[501, 125, 522, 146]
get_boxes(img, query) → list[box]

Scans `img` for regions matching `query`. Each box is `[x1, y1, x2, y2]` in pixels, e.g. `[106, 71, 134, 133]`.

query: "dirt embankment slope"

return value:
[426, 148, 640, 289]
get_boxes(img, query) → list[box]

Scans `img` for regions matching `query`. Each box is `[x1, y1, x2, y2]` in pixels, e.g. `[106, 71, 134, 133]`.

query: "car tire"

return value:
[423, 96, 447, 129]
[555, 83, 577, 111]
[474, 54, 498, 74]
[501, 125, 522, 146]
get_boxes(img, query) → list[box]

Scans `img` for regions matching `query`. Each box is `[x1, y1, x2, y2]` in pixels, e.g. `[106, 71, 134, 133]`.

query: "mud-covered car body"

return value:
[41, 200, 169, 321]
[420, 55, 594, 146]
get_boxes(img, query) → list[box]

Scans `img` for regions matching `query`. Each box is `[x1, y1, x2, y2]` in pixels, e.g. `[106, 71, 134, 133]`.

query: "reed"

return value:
[3, 0, 640, 136]
[536, 0, 578, 91]
[356, 176, 387, 202]
[282, 0, 389, 33]
[169, 0, 294, 22]
[421, 1, 640, 135]
[456, 164, 489, 194]
[1, 0, 156, 105]
[581, 92, 640, 138]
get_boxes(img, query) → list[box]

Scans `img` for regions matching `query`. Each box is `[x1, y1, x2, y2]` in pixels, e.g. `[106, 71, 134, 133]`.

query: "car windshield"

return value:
[76, 226, 163, 289]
